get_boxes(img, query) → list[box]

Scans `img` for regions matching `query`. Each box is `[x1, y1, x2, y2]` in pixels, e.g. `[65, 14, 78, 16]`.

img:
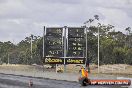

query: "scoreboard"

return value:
[44, 27, 86, 64]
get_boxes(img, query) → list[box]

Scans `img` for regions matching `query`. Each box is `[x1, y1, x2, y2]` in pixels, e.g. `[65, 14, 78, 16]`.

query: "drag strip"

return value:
[0, 73, 78, 88]
[0, 73, 124, 88]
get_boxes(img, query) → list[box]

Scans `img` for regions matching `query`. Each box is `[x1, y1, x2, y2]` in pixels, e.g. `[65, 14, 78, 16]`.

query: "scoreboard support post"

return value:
[63, 26, 67, 72]
[43, 26, 45, 60]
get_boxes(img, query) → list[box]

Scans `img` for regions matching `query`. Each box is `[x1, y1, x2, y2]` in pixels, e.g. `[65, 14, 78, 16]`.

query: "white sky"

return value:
[0, 0, 132, 43]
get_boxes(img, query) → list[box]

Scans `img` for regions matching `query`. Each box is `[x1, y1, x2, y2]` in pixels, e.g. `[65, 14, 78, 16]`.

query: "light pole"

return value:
[94, 15, 100, 73]
[84, 19, 93, 69]
[42, 26, 45, 72]
[84, 21, 88, 68]
[8, 53, 9, 64]
[97, 26, 100, 73]
[85, 26, 88, 68]
[31, 34, 33, 61]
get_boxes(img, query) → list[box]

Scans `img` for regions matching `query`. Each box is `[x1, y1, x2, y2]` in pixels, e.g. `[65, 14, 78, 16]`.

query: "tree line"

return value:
[0, 16, 132, 65]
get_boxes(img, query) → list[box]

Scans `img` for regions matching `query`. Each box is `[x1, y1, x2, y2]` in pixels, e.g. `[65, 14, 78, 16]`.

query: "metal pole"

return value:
[98, 27, 100, 73]
[43, 26, 45, 58]
[64, 26, 67, 72]
[8, 54, 9, 64]
[43, 26, 45, 72]
[85, 27, 88, 68]
[0, 58, 1, 64]
[31, 35, 33, 60]
[56, 64, 57, 73]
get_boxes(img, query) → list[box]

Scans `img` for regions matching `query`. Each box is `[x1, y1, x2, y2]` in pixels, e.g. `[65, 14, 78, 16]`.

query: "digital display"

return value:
[68, 27, 85, 57]
[45, 27, 63, 57]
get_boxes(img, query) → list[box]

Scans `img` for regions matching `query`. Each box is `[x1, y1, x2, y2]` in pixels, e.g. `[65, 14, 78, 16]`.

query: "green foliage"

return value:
[0, 35, 42, 65]
[0, 16, 132, 65]
[84, 16, 132, 65]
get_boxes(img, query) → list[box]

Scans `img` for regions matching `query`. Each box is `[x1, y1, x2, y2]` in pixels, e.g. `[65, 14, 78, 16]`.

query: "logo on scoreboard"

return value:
[44, 57, 64, 64]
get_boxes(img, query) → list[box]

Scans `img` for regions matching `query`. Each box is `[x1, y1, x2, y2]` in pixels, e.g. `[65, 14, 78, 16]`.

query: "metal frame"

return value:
[43, 26, 86, 65]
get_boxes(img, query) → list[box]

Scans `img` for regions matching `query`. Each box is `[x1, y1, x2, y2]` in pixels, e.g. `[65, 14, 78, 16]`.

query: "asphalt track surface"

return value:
[0, 73, 128, 88]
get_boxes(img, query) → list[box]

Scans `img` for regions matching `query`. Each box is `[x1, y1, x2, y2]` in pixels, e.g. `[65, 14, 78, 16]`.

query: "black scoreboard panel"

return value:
[45, 27, 63, 57]
[67, 27, 85, 57]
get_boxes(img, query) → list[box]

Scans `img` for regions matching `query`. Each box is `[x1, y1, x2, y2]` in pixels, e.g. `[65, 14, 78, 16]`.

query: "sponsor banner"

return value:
[44, 57, 64, 64]
[90, 80, 131, 85]
[65, 58, 85, 64]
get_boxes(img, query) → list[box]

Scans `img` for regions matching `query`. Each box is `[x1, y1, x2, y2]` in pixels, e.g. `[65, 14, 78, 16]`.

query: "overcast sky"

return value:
[0, 0, 132, 44]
